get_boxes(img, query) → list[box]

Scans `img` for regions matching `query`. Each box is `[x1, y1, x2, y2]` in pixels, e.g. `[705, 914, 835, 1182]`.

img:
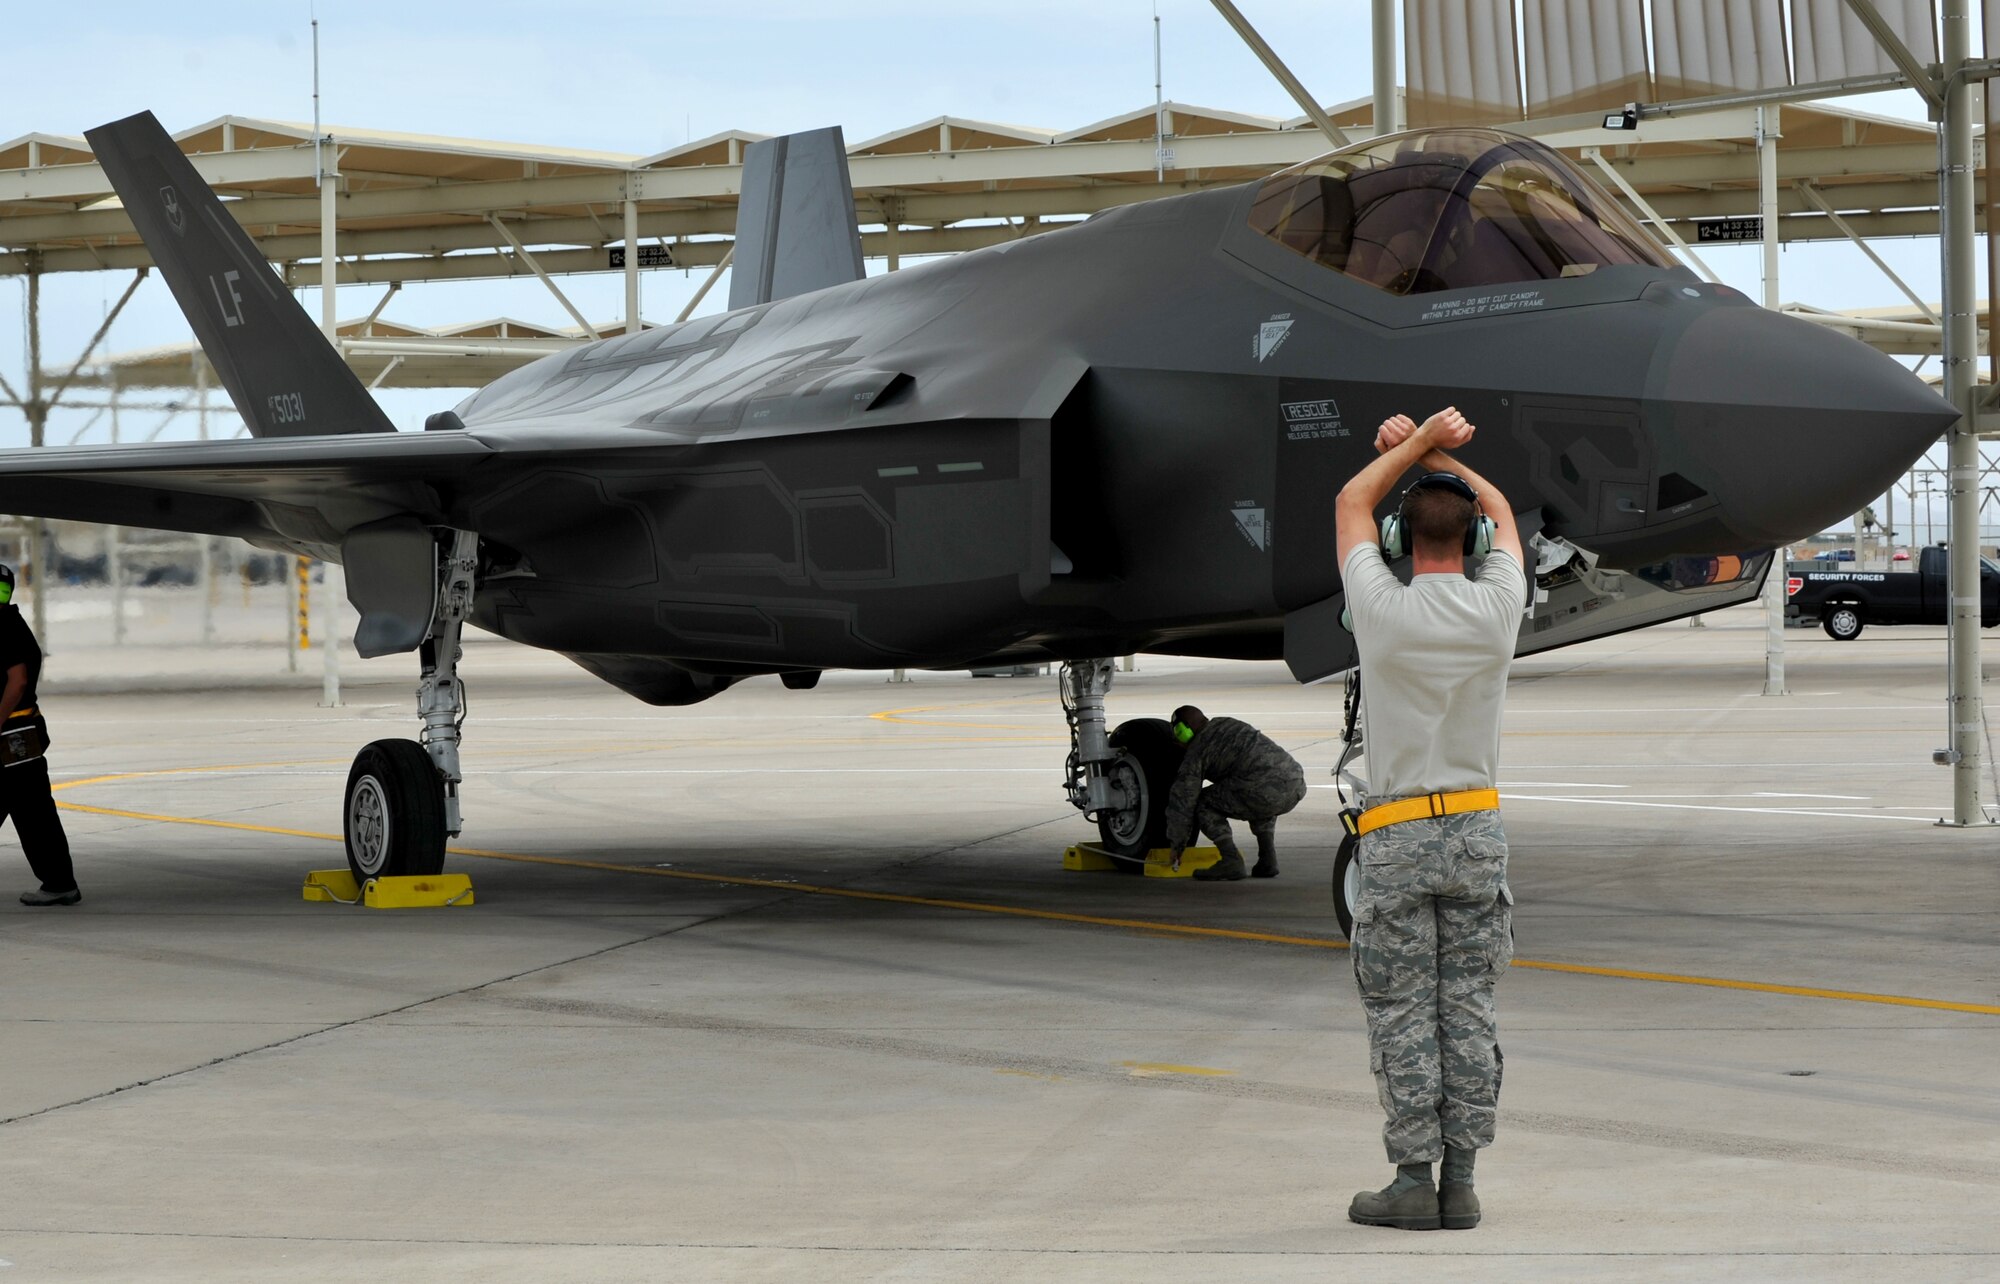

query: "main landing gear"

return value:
[343, 530, 479, 884]
[1059, 659, 1183, 867]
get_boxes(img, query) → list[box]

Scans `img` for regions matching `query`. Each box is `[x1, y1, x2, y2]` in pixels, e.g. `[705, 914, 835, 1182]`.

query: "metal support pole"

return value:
[1372, 0, 1396, 135]
[288, 556, 305, 673]
[24, 265, 48, 650]
[101, 381, 122, 647]
[320, 168, 337, 340]
[622, 197, 640, 333]
[1940, 0, 1987, 823]
[320, 560, 343, 708]
[1206, 0, 1350, 148]
[199, 536, 217, 647]
[1754, 108, 1789, 697]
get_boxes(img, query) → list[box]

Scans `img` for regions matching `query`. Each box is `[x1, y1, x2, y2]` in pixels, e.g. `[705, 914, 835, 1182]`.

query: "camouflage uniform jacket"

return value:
[1163, 717, 1305, 849]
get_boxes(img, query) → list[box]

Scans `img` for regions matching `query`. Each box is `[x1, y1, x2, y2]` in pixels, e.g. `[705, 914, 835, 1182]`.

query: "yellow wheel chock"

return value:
[1061, 842, 1222, 879]
[303, 869, 474, 908]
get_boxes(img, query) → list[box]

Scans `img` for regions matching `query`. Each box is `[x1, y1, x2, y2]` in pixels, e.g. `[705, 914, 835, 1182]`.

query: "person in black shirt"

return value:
[0, 564, 76, 906]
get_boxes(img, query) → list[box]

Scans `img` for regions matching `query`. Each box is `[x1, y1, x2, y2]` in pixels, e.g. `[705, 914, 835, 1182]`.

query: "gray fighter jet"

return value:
[0, 111, 1952, 880]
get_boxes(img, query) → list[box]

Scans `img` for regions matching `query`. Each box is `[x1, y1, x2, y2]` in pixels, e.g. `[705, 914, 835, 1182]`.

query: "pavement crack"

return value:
[0, 906, 770, 1132]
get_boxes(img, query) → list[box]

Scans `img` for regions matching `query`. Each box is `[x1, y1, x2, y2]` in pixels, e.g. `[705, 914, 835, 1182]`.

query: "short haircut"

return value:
[1172, 705, 1206, 727]
[1406, 486, 1475, 556]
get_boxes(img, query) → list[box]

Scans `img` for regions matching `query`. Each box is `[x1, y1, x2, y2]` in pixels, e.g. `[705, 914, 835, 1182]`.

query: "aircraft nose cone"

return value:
[1660, 306, 1956, 546]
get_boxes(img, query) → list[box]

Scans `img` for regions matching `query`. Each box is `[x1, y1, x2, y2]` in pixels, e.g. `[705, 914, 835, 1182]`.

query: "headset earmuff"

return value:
[1385, 472, 1492, 562]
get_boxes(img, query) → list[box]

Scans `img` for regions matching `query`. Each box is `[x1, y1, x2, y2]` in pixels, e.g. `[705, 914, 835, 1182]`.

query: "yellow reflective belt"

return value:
[1355, 789, 1500, 836]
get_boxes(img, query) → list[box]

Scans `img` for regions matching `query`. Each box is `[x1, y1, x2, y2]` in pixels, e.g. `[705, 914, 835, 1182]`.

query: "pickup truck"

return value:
[1785, 545, 2000, 639]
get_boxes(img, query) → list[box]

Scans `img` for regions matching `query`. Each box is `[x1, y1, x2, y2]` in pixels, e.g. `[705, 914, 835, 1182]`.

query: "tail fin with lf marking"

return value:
[83, 111, 395, 437]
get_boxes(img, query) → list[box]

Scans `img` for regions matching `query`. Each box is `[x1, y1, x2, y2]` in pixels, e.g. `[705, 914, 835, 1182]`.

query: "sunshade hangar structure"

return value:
[0, 110, 1954, 882]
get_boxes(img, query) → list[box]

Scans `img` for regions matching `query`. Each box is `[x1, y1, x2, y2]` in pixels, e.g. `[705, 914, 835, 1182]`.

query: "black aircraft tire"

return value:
[1823, 605, 1864, 641]
[344, 739, 448, 883]
[1332, 831, 1360, 940]
[1095, 718, 1187, 869]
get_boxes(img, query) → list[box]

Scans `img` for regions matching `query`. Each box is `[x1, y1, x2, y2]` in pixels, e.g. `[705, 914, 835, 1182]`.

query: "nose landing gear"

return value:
[342, 529, 478, 883]
[1059, 659, 1183, 864]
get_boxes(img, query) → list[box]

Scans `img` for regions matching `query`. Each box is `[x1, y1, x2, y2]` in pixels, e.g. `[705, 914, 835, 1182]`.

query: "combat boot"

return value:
[1347, 1166, 1440, 1231]
[1192, 836, 1246, 881]
[1250, 826, 1279, 878]
[1439, 1144, 1479, 1228]
[1439, 1181, 1480, 1229]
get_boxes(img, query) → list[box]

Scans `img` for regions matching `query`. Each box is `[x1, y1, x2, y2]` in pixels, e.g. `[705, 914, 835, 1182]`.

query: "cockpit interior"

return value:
[1248, 129, 1673, 297]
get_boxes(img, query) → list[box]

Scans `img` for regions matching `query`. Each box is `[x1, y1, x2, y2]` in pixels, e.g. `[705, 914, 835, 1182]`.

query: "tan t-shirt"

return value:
[1342, 544, 1526, 802]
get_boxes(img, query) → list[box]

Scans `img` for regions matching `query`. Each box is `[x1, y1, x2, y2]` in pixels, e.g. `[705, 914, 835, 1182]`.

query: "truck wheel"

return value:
[1823, 605, 1864, 641]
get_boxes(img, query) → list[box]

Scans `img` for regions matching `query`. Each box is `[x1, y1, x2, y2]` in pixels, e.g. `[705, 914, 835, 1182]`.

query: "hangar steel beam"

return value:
[488, 216, 601, 340]
[1206, 0, 1351, 148]
[0, 146, 321, 203]
[1581, 147, 1721, 282]
[1838, 0, 1945, 116]
[1793, 181, 1939, 323]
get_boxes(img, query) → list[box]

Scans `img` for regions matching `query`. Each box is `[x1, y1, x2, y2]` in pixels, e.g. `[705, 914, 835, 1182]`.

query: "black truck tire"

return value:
[1823, 604, 1864, 641]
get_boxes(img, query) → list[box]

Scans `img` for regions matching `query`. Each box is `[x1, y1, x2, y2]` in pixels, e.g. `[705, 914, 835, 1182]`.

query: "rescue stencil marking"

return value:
[1281, 398, 1348, 440]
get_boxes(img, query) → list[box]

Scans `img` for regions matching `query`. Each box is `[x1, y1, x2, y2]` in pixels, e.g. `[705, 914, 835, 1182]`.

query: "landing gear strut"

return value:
[342, 529, 478, 883]
[1059, 659, 1182, 863]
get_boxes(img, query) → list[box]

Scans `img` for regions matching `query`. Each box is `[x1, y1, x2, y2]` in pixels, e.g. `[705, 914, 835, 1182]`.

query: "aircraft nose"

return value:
[1659, 305, 1956, 546]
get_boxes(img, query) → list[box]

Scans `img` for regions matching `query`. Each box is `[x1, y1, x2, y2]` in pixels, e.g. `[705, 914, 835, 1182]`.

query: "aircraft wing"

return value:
[0, 432, 494, 552]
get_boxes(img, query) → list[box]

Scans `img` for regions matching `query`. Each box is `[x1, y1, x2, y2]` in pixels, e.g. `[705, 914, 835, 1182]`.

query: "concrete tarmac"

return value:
[1, 604, 1996, 1281]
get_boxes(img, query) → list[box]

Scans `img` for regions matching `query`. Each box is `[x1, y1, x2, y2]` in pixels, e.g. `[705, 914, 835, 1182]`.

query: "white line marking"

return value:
[1748, 792, 1869, 800]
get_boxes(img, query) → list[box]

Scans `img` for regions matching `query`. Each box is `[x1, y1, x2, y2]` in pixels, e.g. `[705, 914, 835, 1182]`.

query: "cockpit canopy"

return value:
[1248, 129, 1673, 297]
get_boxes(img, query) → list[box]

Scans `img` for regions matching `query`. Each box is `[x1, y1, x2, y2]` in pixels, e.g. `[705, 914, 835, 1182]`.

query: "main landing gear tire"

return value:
[1095, 718, 1187, 869]
[1823, 605, 1864, 641]
[344, 739, 448, 883]
[1332, 831, 1360, 939]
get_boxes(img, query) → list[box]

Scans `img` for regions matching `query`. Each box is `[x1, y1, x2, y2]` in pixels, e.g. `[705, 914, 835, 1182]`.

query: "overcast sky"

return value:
[0, 0, 1973, 534]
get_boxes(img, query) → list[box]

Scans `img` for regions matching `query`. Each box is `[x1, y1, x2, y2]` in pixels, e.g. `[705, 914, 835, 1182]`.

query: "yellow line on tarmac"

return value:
[1506, 959, 2000, 1016]
[46, 779, 2000, 1020]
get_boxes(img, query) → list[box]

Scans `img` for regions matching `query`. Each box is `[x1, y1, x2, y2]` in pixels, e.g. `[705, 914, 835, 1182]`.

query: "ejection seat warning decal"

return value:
[1416, 289, 1546, 324]
[1282, 399, 1347, 441]
[1233, 502, 1267, 551]
[1255, 315, 1293, 362]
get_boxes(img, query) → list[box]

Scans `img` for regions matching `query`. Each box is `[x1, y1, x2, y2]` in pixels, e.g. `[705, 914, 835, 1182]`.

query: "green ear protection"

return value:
[1380, 472, 1495, 560]
[0, 564, 15, 605]
[1171, 720, 1194, 745]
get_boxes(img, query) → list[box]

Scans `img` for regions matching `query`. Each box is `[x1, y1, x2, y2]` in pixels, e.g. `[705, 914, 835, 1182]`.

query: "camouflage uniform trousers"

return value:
[1193, 764, 1308, 847]
[1349, 808, 1513, 1165]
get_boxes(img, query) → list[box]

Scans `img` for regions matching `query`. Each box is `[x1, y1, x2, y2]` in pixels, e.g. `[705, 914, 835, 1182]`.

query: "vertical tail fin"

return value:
[84, 111, 395, 437]
[727, 126, 865, 310]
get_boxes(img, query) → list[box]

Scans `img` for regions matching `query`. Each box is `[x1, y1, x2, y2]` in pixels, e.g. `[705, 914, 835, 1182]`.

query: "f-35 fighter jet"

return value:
[0, 112, 1952, 880]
